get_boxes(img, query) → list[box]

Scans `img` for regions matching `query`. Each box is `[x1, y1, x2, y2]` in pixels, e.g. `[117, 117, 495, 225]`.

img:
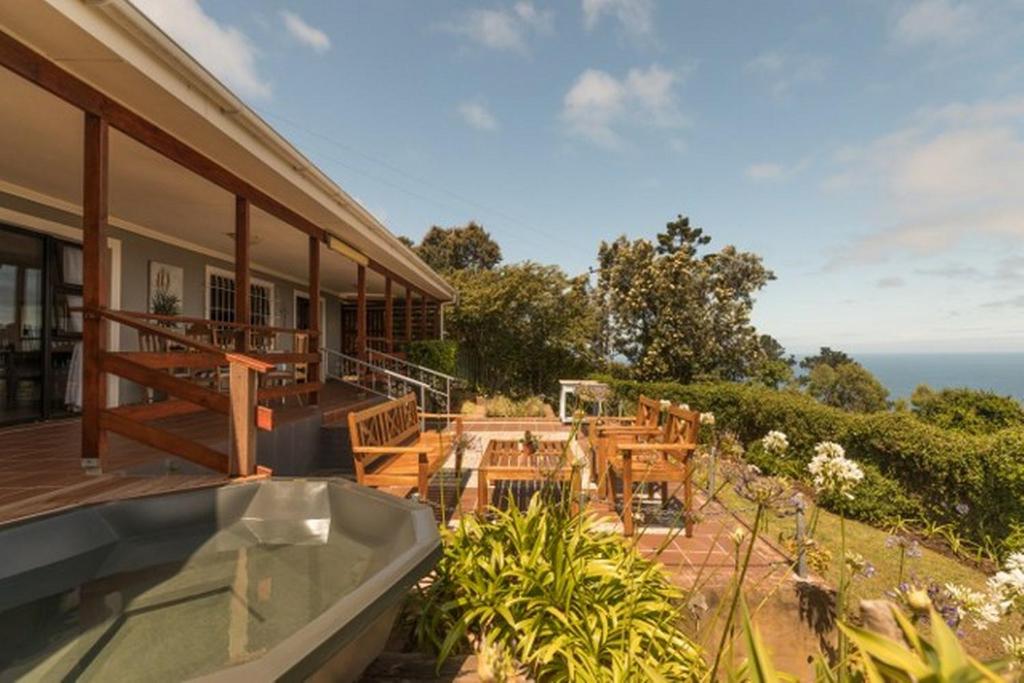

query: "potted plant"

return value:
[519, 430, 540, 456]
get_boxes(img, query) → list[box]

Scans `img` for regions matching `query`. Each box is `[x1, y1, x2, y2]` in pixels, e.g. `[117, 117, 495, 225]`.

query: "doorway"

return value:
[0, 224, 84, 425]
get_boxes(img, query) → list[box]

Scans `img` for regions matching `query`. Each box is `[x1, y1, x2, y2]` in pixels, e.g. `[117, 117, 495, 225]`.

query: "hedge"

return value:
[602, 378, 1024, 545]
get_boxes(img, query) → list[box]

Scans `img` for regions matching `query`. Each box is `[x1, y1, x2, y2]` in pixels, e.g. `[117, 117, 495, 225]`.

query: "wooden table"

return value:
[477, 439, 579, 514]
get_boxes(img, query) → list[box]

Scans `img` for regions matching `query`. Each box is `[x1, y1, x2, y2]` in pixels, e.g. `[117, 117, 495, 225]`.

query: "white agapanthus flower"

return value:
[945, 583, 1001, 630]
[761, 430, 789, 455]
[678, 403, 690, 411]
[988, 563, 1024, 615]
[1003, 634, 1024, 667]
[1005, 552, 1024, 572]
[814, 441, 846, 459]
[807, 441, 863, 499]
[699, 412, 716, 426]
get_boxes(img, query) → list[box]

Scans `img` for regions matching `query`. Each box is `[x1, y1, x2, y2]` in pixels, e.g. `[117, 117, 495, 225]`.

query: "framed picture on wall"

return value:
[148, 261, 183, 316]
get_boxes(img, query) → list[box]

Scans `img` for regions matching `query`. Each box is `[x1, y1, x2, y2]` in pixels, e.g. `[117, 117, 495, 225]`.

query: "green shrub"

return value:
[600, 377, 1024, 545]
[911, 384, 1024, 435]
[407, 339, 458, 376]
[409, 496, 705, 681]
[484, 394, 548, 418]
[816, 462, 922, 525]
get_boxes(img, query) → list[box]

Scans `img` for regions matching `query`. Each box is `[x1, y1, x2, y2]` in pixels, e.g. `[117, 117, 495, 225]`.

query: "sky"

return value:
[132, 0, 1024, 354]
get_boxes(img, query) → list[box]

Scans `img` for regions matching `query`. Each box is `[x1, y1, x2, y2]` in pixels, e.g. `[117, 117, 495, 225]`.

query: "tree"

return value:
[800, 346, 853, 372]
[595, 214, 775, 382]
[412, 221, 502, 272]
[910, 385, 1024, 435]
[806, 362, 889, 412]
[748, 334, 796, 389]
[446, 262, 598, 396]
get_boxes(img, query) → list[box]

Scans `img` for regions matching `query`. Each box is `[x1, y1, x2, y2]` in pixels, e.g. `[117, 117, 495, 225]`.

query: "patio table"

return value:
[477, 439, 579, 514]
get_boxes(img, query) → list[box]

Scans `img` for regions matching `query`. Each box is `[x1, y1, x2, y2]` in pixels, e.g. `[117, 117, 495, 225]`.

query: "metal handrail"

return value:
[367, 348, 459, 382]
[322, 348, 453, 426]
[322, 348, 433, 390]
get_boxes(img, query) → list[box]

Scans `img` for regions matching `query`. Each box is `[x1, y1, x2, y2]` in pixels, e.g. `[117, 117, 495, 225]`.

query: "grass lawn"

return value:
[715, 481, 1021, 660]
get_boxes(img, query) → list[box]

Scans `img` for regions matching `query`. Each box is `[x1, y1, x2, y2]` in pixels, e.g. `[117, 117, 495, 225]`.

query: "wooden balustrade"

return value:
[81, 307, 321, 476]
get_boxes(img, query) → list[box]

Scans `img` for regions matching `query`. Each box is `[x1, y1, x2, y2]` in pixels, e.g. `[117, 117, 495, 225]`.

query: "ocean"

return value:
[843, 353, 1024, 401]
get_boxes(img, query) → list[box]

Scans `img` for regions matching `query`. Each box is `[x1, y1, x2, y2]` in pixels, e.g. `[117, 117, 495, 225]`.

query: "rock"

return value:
[859, 599, 904, 643]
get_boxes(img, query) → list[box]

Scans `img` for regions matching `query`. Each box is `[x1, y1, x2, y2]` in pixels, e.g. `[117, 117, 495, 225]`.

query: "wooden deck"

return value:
[0, 380, 379, 525]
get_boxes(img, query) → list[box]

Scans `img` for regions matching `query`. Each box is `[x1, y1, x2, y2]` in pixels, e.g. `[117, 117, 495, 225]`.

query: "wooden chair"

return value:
[347, 393, 464, 500]
[184, 322, 220, 391]
[268, 331, 310, 406]
[592, 394, 664, 497]
[606, 405, 700, 537]
[137, 330, 165, 403]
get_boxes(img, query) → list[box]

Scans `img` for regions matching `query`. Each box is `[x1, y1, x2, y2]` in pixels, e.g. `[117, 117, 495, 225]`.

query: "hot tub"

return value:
[0, 479, 441, 682]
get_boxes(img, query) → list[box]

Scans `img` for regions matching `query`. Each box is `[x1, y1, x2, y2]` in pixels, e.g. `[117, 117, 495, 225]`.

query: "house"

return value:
[0, 1, 456, 515]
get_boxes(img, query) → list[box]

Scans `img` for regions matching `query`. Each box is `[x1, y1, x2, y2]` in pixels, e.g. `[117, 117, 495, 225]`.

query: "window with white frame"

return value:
[205, 266, 274, 326]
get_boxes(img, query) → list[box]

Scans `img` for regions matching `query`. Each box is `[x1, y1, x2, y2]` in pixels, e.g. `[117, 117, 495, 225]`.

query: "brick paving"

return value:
[410, 428, 795, 592]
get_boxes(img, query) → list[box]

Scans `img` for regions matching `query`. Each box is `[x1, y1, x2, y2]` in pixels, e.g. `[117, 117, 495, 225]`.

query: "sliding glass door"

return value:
[0, 225, 83, 426]
[0, 227, 44, 423]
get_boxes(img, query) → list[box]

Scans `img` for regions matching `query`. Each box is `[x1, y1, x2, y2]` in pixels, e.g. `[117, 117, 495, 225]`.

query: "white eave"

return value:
[4, 0, 455, 301]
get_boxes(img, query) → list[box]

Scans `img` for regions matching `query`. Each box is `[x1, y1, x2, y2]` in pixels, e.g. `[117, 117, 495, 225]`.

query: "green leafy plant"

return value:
[407, 339, 458, 376]
[729, 602, 1006, 681]
[408, 495, 705, 681]
[839, 606, 1006, 681]
[150, 288, 181, 317]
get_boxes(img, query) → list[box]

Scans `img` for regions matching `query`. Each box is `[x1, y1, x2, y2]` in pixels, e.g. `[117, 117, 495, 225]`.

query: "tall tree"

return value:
[447, 263, 597, 396]
[749, 334, 796, 389]
[806, 362, 889, 412]
[413, 221, 502, 272]
[595, 214, 775, 382]
[800, 346, 853, 371]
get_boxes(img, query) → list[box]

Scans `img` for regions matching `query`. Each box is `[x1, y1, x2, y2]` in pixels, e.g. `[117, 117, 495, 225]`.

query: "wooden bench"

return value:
[347, 393, 464, 500]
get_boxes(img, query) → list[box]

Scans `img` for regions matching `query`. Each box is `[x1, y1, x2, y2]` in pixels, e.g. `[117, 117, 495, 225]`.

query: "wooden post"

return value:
[420, 293, 428, 340]
[228, 362, 257, 476]
[308, 236, 320, 404]
[404, 286, 413, 344]
[82, 112, 108, 472]
[384, 277, 393, 353]
[234, 196, 250, 351]
[356, 264, 367, 359]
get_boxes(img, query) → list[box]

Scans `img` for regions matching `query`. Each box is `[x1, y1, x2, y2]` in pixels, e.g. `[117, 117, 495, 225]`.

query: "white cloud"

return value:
[877, 276, 906, 288]
[581, 0, 655, 38]
[133, 0, 271, 99]
[561, 64, 688, 147]
[441, 2, 553, 53]
[744, 50, 827, 97]
[457, 101, 499, 131]
[281, 11, 331, 53]
[891, 0, 981, 46]
[745, 158, 810, 182]
[826, 95, 1024, 265]
[745, 163, 786, 181]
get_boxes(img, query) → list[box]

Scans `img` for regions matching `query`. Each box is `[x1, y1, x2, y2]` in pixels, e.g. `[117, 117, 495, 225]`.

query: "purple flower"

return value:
[955, 502, 970, 516]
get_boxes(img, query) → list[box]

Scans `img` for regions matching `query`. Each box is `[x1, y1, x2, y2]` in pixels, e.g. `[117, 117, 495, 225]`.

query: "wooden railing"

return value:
[114, 310, 319, 351]
[84, 307, 321, 475]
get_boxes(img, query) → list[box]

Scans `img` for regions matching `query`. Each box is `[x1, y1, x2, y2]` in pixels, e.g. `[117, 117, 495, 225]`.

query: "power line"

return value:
[255, 107, 580, 251]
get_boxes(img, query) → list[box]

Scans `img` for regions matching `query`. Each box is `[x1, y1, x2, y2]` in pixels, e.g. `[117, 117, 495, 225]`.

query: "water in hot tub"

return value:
[0, 524, 376, 681]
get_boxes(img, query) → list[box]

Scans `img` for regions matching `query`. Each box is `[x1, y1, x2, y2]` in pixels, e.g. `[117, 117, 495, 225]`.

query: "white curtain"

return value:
[65, 341, 82, 410]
